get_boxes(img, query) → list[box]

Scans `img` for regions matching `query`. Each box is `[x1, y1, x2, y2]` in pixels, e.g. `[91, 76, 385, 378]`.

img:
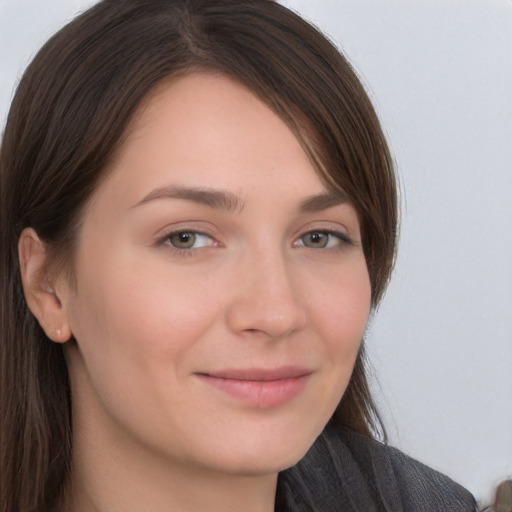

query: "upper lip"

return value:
[198, 366, 312, 381]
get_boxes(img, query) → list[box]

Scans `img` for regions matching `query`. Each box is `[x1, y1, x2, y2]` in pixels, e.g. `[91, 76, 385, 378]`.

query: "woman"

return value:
[0, 1, 477, 511]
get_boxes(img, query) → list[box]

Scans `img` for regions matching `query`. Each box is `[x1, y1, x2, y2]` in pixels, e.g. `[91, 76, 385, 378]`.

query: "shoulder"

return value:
[281, 427, 478, 511]
[336, 428, 479, 512]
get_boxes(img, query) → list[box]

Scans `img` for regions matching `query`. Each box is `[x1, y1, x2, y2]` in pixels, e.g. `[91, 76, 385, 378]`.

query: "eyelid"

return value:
[293, 219, 355, 242]
[153, 220, 218, 241]
[168, 231, 214, 247]
[155, 227, 221, 253]
[293, 228, 354, 248]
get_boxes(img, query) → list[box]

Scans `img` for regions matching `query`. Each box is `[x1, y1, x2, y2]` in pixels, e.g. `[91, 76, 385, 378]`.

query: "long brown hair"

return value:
[0, 1, 398, 510]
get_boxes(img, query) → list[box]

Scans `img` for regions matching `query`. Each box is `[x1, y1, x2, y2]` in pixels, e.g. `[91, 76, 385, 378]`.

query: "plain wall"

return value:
[1, 0, 511, 506]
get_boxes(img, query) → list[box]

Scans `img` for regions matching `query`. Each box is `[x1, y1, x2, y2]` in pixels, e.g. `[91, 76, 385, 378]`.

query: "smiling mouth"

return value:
[196, 367, 311, 408]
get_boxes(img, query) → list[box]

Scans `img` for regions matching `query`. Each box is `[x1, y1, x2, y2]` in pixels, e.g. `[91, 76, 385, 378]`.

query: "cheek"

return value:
[67, 251, 222, 376]
[64, 256, 219, 443]
[309, 259, 371, 345]
[306, 260, 371, 392]
[111, 260, 222, 351]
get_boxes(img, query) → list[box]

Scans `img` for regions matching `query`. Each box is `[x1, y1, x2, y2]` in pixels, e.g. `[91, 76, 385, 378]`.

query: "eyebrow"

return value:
[131, 185, 245, 213]
[298, 191, 350, 212]
[131, 185, 349, 214]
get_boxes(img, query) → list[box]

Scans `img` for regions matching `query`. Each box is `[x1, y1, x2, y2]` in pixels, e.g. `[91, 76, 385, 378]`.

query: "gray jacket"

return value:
[276, 427, 478, 511]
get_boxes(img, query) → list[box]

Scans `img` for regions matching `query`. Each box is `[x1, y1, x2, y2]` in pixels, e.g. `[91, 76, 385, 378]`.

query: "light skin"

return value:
[19, 73, 371, 512]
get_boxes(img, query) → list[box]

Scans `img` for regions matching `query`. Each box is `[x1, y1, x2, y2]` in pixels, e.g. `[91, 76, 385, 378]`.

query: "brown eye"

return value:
[297, 230, 353, 249]
[301, 231, 330, 248]
[165, 231, 215, 250]
[168, 232, 197, 249]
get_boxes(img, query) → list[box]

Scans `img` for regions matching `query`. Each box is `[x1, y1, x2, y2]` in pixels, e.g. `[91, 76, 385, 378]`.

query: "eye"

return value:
[296, 230, 352, 249]
[165, 231, 215, 250]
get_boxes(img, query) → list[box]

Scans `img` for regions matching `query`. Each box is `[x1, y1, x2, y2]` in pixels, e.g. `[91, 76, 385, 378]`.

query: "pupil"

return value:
[305, 232, 327, 248]
[171, 232, 196, 248]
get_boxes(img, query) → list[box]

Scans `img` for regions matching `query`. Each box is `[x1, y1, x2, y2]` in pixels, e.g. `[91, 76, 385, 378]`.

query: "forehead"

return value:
[92, 72, 329, 209]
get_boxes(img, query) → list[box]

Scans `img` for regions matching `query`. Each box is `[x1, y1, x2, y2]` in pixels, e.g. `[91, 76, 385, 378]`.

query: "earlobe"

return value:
[18, 228, 72, 343]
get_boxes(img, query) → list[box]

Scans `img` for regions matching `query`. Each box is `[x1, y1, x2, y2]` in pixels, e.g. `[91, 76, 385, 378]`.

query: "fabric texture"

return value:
[276, 426, 478, 511]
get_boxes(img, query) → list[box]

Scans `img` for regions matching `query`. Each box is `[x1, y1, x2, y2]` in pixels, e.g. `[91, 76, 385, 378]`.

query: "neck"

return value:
[63, 443, 278, 512]
[62, 415, 277, 512]
[64, 471, 277, 512]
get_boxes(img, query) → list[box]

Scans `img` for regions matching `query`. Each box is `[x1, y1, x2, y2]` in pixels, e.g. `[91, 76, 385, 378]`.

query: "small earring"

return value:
[49, 327, 62, 337]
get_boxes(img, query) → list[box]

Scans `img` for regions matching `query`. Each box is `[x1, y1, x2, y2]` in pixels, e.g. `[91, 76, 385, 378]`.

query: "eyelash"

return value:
[158, 230, 217, 256]
[294, 229, 354, 250]
[157, 228, 354, 256]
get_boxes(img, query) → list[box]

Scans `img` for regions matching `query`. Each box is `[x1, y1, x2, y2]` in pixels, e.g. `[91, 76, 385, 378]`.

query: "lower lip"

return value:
[197, 374, 310, 408]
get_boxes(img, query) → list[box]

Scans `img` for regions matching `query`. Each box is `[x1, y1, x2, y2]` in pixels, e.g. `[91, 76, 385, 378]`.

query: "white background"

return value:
[1, 0, 511, 506]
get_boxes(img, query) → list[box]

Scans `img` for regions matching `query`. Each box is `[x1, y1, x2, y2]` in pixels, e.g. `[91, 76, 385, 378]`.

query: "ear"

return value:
[18, 228, 72, 343]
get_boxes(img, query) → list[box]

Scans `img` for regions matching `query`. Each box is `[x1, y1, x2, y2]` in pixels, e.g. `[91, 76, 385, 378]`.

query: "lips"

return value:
[196, 366, 311, 408]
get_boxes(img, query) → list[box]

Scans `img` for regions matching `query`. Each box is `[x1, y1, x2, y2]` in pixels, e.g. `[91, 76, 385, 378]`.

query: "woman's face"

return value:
[60, 73, 371, 477]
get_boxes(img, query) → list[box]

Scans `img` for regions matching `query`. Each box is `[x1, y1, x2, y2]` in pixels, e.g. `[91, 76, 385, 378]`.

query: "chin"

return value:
[209, 449, 309, 478]
[193, 421, 323, 477]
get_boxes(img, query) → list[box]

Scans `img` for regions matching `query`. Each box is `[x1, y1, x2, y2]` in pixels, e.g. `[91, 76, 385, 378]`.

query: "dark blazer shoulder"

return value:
[337, 428, 479, 512]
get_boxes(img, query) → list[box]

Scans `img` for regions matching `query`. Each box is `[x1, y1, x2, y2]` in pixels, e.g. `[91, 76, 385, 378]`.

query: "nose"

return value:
[225, 250, 308, 340]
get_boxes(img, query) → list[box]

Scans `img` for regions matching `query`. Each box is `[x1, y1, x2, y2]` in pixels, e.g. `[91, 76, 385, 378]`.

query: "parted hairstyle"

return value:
[0, 1, 398, 510]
